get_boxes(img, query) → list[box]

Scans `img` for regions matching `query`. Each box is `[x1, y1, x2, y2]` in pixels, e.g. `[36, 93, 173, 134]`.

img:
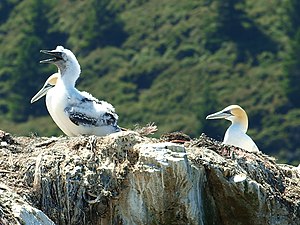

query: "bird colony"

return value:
[31, 46, 261, 153]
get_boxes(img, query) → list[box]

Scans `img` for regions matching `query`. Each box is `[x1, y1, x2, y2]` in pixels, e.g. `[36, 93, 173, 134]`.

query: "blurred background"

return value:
[0, 0, 299, 165]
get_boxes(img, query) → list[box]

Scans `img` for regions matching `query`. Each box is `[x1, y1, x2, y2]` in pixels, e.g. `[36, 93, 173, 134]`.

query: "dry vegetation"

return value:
[0, 129, 299, 224]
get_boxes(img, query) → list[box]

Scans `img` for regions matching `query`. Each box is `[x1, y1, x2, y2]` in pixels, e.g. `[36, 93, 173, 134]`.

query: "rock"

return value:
[0, 183, 55, 225]
[0, 131, 299, 225]
[115, 142, 204, 225]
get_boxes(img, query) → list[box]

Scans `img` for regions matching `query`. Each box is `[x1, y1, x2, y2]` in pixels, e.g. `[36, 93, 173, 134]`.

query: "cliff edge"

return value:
[0, 130, 299, 225]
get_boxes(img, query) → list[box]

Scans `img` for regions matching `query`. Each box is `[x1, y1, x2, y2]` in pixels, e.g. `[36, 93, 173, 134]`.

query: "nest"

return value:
[0, 130, 151, 224]
[0, 129, 299, 224]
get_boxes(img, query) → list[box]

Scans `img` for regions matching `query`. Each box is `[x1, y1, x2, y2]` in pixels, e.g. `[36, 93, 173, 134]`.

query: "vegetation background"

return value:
[0, 0, 300, 165]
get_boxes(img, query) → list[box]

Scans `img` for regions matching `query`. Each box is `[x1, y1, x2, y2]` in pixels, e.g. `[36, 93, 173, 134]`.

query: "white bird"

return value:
[31, 73, 70, 134]
[32, 46, 121, 136]
[206, 105, 260, 152]
[31, 73, 58, 104]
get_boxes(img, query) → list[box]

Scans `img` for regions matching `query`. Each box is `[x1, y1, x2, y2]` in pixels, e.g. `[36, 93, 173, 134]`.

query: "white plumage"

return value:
[206, 105, 260, 152]
[31, 46, 120, 136]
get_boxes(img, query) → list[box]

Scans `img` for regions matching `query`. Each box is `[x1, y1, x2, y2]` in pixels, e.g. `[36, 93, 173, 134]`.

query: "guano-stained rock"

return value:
[0, 130, 299, 225]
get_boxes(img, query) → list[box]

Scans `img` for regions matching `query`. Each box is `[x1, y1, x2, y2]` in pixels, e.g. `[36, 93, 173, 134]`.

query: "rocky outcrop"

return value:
[0, 130, 299, 225]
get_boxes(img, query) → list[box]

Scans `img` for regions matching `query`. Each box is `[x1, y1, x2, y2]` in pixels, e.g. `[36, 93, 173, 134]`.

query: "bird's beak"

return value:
[206, 110, 232, 120]
[30, 83, 54, 103]
[40, 50, 63, 64]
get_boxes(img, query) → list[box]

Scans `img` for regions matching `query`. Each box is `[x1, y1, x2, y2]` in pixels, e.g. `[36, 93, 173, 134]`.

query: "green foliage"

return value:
[285, 0, 300, 37]
[48, 0, 127, 53]
[283, 0, 300, 108]
[284, 30, 300, 107]
[0, 0, 56, 121]
[0, 0, 299, 165]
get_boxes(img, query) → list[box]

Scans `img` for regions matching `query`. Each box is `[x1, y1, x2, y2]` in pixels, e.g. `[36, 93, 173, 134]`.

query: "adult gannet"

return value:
[206, 105, 260, 152]
[31, 74, 59, 104]
[33, 45, 120, 136]
[30, 73, 72, 135]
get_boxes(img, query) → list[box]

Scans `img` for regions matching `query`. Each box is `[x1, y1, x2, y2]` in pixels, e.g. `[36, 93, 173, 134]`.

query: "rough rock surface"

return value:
[0, 130, 299, 225]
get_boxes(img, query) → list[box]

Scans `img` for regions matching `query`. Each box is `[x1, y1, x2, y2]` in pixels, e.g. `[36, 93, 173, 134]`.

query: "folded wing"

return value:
[64, 93, 119, 127]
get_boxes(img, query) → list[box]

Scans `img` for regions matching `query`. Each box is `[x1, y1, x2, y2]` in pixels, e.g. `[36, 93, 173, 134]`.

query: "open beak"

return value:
[30, 83, 54, 103]
[40, 50, 63, 64]
[206, 110, 232, 120]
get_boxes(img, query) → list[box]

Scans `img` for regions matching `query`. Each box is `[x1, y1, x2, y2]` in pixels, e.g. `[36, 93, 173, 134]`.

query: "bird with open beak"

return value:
[31, 46, 121, 136]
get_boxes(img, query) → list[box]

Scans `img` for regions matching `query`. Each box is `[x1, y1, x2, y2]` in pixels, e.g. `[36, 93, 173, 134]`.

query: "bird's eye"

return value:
[223, 110, 232, 115]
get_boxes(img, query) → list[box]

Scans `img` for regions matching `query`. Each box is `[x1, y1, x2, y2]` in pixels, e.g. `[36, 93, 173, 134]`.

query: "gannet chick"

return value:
[37, 46, 121, 136]
[206, 105, 260, 152]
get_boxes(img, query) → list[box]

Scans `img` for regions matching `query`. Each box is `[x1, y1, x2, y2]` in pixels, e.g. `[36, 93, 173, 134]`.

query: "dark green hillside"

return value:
[0, 0, 299, 164]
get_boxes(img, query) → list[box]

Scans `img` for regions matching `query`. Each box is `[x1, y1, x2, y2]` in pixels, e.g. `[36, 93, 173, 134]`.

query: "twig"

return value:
[34, 138, 58, 148]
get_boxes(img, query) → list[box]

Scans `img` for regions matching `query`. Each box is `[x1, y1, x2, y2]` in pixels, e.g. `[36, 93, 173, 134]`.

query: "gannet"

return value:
[31, 73, 58, 103]
[206, 105, 260, 152]
[30, 73, 71, 135]
[33, 46, 121, 136]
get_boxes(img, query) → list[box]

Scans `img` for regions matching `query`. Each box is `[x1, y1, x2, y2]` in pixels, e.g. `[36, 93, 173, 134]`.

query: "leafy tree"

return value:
[0, 0, 21, 24]
[285, 0, 300, 38]
[0, 0, 57, 121]
[283, 0, 300, 107]
[284, 31, 300, 107]
[50, 0, 127, 54]
[213, 0, 276, 62]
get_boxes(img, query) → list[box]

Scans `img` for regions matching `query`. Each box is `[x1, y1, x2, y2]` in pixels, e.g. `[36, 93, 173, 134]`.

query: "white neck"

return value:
[230, 119, 248, 134]
[58, 63, 81, 87]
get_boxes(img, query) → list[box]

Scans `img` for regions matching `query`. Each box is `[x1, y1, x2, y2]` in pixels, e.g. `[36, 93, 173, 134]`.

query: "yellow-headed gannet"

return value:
[30, 73, 72, 135]
[31, 74, 59, 104]
[33, 46, 120, 136]
[31, 73, 58, 105]
[206, 105, 260, 152]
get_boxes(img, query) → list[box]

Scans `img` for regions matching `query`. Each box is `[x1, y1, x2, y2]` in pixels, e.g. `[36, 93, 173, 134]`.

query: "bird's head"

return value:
[40, 46, 80, 77]
[206, 105, 248, 131]
[30, 73, 59, 103]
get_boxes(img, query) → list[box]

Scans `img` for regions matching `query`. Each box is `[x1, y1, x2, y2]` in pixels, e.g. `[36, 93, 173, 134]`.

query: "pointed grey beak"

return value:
[30, 83, 54, 103]
[40, 50, 63, 64]
[206, 110, 232, 120]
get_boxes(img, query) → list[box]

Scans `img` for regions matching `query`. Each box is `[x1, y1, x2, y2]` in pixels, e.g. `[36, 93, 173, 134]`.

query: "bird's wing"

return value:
[65, 95, 118, 127]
